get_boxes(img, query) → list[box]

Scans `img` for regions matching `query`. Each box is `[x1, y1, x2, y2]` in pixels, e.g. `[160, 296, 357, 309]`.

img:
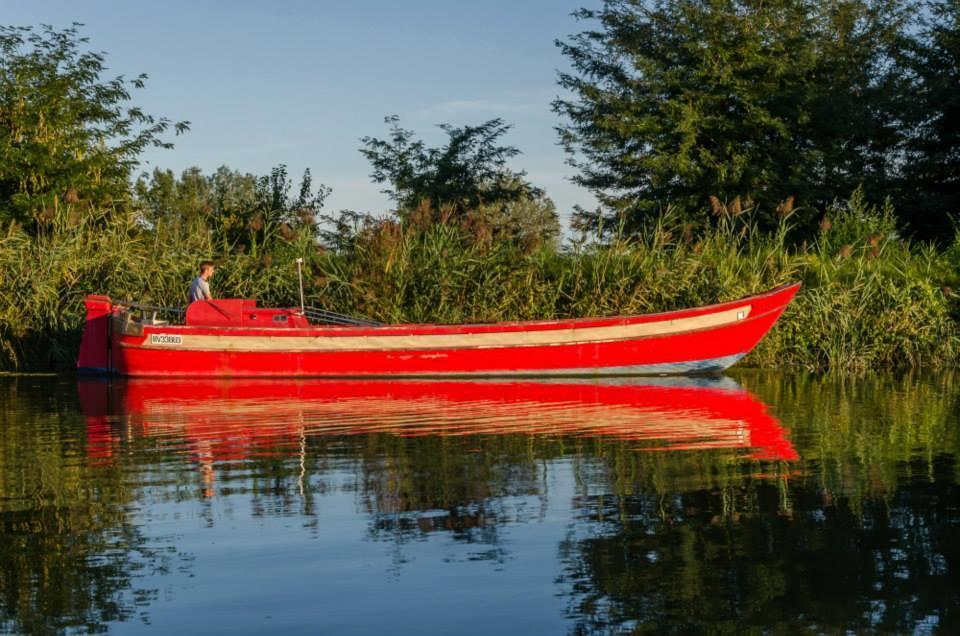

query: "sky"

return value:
[4, 0, 599, 224]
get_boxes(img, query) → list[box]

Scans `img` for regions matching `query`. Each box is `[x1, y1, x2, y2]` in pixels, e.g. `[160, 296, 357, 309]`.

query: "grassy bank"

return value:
[2, 192, 958, 373]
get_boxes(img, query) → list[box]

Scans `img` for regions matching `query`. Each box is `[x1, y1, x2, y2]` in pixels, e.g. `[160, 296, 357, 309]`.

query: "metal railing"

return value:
[114, 300, 382, 328]
[302, 306, 383, 327]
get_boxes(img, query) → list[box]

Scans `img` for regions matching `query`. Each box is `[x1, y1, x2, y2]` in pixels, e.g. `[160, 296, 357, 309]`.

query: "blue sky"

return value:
[5, 0, 599, 223]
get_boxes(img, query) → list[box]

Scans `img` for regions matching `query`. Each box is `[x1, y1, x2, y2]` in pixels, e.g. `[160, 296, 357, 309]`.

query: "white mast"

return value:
[296, 257, 305, 314]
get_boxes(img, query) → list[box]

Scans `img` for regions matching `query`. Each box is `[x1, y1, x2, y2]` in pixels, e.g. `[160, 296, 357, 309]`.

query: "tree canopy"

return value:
[357, 116, 559, 246]
[901, 0, 960, 238]
[135, 165, 330, 252]
[555, 0, 913, 235]
[360, 116, 543, 214]
[5, 7, 959, 245]
[0, 24, 188, 229]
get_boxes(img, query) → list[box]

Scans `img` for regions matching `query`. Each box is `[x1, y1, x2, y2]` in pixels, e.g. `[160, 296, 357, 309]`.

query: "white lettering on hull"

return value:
[149, 334, 183, 346]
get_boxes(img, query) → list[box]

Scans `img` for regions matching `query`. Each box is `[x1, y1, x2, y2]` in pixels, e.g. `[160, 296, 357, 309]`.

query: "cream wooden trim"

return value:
[133, 305, 751, 352]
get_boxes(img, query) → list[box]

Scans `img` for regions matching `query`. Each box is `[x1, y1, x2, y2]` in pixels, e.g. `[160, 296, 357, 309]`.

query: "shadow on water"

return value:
[1, 373, 958, 634]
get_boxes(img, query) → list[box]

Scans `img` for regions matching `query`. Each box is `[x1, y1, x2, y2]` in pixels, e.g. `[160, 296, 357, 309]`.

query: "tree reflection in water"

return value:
[560, 467, 959, 634]
[559, 372, 960, 634]
[0, 379, 179, 635]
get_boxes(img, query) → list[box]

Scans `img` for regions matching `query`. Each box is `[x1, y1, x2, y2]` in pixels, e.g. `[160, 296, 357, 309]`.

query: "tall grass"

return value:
[2, 192, 957, 372]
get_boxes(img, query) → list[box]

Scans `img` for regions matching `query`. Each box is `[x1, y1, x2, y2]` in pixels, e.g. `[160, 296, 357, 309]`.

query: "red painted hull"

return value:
[77, 283, 799, 377]
[78, 377, 798, 462]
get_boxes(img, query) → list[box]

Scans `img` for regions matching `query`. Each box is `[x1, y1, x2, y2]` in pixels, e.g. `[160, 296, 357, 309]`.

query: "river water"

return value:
[1, 372, 958, 634]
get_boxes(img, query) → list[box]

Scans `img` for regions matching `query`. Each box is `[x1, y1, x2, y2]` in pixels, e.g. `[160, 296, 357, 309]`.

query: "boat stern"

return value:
[77, 295, 114, 374]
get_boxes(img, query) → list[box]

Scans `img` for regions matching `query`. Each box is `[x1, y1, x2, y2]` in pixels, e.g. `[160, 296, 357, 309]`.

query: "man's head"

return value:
[199, 261, 215, 280]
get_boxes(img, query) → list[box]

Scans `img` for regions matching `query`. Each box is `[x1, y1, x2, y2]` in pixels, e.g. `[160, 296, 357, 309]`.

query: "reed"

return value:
[2, 192, 957, 372]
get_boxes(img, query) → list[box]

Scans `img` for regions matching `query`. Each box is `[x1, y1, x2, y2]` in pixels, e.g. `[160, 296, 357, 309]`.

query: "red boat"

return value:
[78, 377, 798, 462]
[77, 283, 799, 377]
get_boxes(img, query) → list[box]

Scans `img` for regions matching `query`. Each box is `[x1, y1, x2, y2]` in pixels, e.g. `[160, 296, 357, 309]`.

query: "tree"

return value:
[901, 0, 960, 238]
[0, 24, 189, 228]
[358, 116, 560, 246]
[360, 116, 544, 215]
[135, 165, 330, 252]
[468, 189, 561, 249]
[554, 0, 910, 236]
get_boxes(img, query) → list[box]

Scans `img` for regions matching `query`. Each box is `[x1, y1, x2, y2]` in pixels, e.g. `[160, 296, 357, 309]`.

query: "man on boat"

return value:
[189, 261, 215, 303]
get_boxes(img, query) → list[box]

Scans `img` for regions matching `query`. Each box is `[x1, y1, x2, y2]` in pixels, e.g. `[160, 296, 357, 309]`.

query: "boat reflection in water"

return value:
[79, 376, 797, 475]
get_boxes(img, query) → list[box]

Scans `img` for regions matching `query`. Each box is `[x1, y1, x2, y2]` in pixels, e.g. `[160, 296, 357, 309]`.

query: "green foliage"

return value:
[0, 196, 324, 370]
[751, 190, 958, 371]
[554, 0, 910, 236]
[134, 164, 330, 253]
[470, 194, 561, 249]
[345, 114, 561, 253]
[901, 0, 960, 238]
[1, 190, 956, 373]
[0, 24, 188, 229]
[360, 116, 549, 219]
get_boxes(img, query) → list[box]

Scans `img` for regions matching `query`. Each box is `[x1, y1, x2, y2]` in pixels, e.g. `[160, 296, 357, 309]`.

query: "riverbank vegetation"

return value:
[2, 3, 960, 373]
[3, 187, 956, 372]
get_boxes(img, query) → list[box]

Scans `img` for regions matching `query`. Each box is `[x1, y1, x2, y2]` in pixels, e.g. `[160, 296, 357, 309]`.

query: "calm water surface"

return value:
[1, 373, 958, 634]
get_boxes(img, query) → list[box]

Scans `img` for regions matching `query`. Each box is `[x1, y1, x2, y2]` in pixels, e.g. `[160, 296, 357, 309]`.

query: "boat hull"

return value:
[77, 283, 800, 378]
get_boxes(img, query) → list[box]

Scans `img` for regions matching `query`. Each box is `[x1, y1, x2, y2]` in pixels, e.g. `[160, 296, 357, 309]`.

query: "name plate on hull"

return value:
[150, 334, 183, 346]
